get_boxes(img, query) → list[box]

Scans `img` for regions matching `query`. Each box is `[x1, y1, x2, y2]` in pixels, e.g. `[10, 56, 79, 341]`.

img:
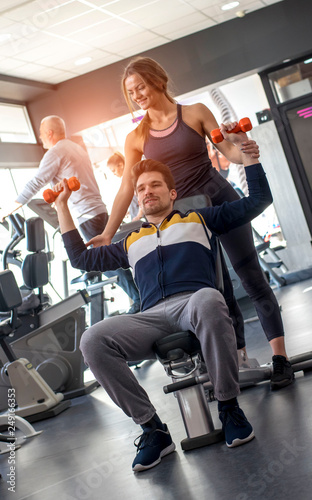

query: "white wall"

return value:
[178, 73, 270, 127]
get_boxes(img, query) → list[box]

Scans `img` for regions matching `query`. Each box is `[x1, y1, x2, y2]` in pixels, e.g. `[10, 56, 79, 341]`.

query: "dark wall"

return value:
[0, 143, 44, 168]
[19, 0, 312, 138]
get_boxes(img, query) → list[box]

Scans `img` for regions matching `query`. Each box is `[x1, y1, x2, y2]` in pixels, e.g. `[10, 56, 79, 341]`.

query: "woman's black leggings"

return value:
[194, 168, 284, 349]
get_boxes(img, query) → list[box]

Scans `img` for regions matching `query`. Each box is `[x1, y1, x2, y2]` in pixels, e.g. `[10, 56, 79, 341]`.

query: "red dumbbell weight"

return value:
[43, 177, 80, 204]
[211, 117, 252, 144]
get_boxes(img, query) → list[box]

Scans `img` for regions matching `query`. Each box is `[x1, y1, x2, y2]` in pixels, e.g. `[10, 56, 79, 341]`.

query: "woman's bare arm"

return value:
[87, 131, 143, 247]
[185, 103, 259, 163]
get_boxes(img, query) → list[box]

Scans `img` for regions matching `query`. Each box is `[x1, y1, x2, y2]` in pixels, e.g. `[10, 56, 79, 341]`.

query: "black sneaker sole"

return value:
[271, 374, 295, 390]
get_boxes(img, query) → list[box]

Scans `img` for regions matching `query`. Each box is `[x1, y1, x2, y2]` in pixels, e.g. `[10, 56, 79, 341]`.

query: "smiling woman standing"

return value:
[88, 56, 294, 390]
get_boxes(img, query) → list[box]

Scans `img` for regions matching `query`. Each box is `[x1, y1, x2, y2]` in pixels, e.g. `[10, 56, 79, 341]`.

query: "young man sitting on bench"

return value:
[53, 134, 273, 472]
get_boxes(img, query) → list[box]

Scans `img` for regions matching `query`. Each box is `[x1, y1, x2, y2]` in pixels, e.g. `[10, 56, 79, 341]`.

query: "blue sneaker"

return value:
[219, 404, 255, 448]
[132, 424, 175, 472]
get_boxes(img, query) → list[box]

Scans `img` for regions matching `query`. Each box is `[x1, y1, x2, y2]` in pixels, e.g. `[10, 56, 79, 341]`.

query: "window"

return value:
[0, 103, 36, 143]
[268, 57, 312, 104]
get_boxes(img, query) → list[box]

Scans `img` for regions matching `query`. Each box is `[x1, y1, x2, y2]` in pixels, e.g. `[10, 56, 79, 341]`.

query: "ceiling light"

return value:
[221, 2, 240, 11]
[304, 57, 312, 64]
[0, 33, 12, 43]
[75, 57, 92, 66]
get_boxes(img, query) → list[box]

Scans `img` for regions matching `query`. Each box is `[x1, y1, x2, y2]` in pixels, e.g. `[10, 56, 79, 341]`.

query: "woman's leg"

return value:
[203, 170, 293, 387]
[198, 172, 246, 349]
[205, 172, 284, 344]
[219, 217, 294, 387]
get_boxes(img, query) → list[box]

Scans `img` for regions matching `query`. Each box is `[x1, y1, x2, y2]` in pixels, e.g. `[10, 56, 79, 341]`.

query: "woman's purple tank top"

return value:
[143, 104, 213, 199]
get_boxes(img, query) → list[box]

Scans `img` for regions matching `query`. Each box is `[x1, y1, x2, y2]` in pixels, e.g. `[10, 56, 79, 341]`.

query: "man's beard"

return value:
[143, 197, 169, 216]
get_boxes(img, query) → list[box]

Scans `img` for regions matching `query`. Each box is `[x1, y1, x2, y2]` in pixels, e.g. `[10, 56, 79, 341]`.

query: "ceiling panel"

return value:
[125, 0, 195, 27]
[153, 11, 212, 37]
[35, 44, 89, 66]
[2, 0, 91, 24]
[117, 37, 169, 59]
[160, 18, 216, 40]
[89, 24, 147, 48]
[45, 10, 110, 36]
[0, 57, 26, 71]
[7, 61, 48, 77]
[0, 0, 285, 85]
[67, 20, 116, 42]
[99, 0, 163, 16]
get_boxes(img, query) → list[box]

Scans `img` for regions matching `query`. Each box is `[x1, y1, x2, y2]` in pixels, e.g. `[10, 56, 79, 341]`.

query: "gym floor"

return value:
[1, 276, 312, 500]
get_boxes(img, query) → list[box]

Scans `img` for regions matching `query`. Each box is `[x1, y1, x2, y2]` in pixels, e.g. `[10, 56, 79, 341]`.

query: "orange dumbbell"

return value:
[211, 117, 252, 144]
[43, 177, 80, 203]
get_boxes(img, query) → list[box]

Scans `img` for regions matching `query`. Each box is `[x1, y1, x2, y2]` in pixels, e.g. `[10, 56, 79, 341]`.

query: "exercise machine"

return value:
[0, 213, 98, 416]
[152, 196, 312, 451]
[71, 271, 118, 325]
[0, 269, 70, 423]
[154, 329, 312, 451]
[28, 197, 120, 322]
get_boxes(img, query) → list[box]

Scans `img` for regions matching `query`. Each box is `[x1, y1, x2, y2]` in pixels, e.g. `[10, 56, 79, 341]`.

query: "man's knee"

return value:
[80, 321, 109, 358]
[191, 287, 226, 314]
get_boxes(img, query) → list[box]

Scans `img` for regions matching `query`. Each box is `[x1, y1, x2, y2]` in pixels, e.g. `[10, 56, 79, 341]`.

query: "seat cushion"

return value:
[22, 252, 49, 289]
[153, 331, 201, 362]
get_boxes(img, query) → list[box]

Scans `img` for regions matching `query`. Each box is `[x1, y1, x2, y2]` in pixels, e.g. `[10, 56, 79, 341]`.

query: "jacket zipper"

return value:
[155, 225, 165, 299]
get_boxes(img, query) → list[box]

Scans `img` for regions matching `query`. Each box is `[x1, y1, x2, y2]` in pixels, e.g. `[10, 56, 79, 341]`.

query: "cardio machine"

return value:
[28, 197, 120, 323]
[0, 212, 98, 418]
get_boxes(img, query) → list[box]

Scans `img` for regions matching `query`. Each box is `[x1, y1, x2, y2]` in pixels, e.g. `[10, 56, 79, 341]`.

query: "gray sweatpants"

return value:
[80, 288, 240, 425]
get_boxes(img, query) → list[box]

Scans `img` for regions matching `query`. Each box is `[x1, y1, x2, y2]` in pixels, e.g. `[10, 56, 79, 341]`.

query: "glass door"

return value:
[260, 57, 312, 235]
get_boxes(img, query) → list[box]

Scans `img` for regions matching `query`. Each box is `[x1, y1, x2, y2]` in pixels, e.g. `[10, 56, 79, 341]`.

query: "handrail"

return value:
[2, 214, 25, 270]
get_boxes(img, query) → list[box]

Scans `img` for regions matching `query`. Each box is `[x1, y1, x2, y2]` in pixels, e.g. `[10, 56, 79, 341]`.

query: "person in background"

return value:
[0, 115, 140, 315]
[207, 140, 231, 179]
[106, 152, 143, 221]
[87, 57, 294, 390]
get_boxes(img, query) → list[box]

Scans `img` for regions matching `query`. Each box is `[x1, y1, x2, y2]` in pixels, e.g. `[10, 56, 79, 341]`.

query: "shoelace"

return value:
[220, 407, 246, 427]
[134, 428, 153, 451]
[273, 356, 287, 374]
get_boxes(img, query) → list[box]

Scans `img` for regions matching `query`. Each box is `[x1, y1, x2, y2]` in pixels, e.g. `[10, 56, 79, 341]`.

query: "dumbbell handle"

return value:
[43, 177, 80, 204]
[211, 117, 252, 144]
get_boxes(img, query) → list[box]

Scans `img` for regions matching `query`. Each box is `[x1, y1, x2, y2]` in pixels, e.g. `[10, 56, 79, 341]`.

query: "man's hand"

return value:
[219, 122, 260, 161]
[53, 179, 76, 234]
[220, 122, 248, 146]
[0, 202, 22, 223]
[52, 179, 72, 206]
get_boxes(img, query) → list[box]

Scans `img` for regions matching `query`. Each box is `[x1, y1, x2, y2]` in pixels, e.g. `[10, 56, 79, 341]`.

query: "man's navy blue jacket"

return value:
[63, 163, 273, 311]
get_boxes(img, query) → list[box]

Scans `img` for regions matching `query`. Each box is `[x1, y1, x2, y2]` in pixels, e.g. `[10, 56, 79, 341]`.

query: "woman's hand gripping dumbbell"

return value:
[210, 118, 252, 144]
[43, 177, 80, 203]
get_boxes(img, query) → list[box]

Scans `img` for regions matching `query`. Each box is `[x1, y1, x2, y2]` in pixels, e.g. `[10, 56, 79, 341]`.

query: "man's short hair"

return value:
[41, 115, 66, 137]
[132, 159, 176, 191]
